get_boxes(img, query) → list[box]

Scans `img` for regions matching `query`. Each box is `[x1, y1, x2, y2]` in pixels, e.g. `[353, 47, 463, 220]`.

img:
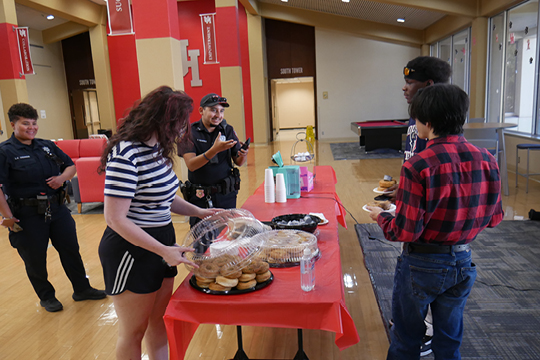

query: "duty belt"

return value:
[17, 194, 62, 206]
[405, 243, 470, 254]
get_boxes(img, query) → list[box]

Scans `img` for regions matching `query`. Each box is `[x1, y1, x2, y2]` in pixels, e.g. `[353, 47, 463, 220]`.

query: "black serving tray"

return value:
[189, 272, 274, 295]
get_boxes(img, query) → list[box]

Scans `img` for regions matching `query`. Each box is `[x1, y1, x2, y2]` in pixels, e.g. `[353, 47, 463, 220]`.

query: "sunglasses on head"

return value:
[403, 67, 415, 76]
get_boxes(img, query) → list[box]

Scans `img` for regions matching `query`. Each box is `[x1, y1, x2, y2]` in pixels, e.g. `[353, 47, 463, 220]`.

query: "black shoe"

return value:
[420, 335, 433, 357]
[72, 287, 107, 301]
[40, 298, 63, 312]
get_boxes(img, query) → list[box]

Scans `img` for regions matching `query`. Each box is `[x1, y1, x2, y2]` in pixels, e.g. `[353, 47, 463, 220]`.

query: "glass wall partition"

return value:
[430, 29, 471, 94]
[487, 0, 539, 135]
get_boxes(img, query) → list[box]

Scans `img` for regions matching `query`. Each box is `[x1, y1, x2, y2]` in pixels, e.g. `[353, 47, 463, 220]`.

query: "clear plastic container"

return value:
[183, 209, 270, 278]
[250, 229, 319, 267]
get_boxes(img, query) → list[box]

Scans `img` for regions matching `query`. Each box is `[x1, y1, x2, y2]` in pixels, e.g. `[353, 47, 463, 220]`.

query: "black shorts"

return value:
[98, 223, 178, 295]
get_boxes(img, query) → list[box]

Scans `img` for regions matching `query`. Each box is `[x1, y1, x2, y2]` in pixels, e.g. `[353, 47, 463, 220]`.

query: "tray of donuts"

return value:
[190, 256, 273, 294]
[250, 230, 320, 268]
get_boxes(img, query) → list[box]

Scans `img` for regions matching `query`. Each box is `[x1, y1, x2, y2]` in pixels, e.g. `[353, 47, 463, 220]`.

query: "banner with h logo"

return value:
[200, 13, 218, 64]
[16, 27, 34, 75]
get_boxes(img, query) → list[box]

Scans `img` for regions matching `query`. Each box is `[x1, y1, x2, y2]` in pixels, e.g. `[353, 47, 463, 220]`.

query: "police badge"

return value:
[196, 189, 205, 198]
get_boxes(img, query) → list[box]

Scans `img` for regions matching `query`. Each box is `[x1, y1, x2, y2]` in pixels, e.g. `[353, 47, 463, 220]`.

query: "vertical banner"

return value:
[106, 0, 134, 36]
[200, 13, 219, 64]
[16, 27, 34, 75]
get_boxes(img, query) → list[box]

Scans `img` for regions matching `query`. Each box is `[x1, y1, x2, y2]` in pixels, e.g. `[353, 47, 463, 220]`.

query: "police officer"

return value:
[0, 103, 106, 312]
[181, 93, 249, 227]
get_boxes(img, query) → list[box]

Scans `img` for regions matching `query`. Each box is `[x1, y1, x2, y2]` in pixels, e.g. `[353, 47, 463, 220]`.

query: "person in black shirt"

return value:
[180, 93, 249, 227]
[0, 103, 106, 312]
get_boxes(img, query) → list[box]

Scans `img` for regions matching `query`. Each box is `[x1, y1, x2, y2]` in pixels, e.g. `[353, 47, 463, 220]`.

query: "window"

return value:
[431, 28, 471, 94]
[487, 0, 539, 135]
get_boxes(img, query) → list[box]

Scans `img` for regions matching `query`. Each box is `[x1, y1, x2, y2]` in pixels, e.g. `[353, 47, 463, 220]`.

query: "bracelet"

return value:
[203, 152, 210, 161]
[2, 217, 13, 221]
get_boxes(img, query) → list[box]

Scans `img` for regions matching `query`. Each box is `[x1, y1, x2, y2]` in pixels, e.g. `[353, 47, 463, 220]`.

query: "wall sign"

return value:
[200, 13, 218, 64]
[280, 67, 303, 75]
[16, 27, 34, 75]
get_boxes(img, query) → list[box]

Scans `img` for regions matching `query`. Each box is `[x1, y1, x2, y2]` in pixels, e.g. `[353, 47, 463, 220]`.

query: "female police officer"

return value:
[0, 103, 105, 312]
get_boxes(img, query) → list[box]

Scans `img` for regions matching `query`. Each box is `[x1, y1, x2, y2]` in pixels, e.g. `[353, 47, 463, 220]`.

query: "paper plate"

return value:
[363, 204, 396, 212]
[373, 187, 393, 194]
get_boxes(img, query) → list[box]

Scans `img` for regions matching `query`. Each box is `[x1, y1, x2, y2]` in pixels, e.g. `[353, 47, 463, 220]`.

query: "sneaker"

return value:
[420, 335, 433, 357]
[72, 287, 107, 301]
[40, 298, 63, 312]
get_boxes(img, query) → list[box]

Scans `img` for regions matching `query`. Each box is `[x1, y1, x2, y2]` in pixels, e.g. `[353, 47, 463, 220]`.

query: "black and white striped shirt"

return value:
[104, 141, 179, 227]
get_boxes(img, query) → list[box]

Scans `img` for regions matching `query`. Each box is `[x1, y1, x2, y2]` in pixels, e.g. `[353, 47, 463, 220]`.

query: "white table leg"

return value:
[498, 128, 509, 196]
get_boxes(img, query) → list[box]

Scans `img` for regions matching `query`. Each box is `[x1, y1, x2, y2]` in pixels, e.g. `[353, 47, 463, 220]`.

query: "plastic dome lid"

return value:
[183, 209, 270, 277]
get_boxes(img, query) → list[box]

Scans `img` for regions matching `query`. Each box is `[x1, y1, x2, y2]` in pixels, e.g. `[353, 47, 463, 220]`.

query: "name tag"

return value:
[196, 139, 207, 143]
[15, 155, 31, 160]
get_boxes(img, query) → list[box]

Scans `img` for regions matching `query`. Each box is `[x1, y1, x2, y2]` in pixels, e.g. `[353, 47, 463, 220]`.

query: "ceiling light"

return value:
[46, 14, 55, 20]
[342, 0, 350, 2]
[397, 18, 405, 23]
[281, 0, 288, 2]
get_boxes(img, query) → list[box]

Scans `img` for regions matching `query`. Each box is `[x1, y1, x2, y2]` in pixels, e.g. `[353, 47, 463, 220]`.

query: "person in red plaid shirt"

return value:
[368, 83, 504, 360]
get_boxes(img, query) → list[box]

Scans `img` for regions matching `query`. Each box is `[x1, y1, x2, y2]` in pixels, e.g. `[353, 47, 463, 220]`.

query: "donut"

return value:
[220, 266, 242, 279]
[256, 261, 270, 274]
[379, 179, 397, 189]
[197, 261, 220, 278]
[213, 254, 234, 267]
[255, 270, 272, 283]
[195, 275, 214, 284]
[238, 273, 256, 282]
[270, 249, 288, 261]
[242, 260, 263, 274]
[208, 282, 231, 292]
[196, 281, 211, 288]
[215, 275, 239, 288]
[236, 279, 257, 290]
[367, 200, 391, 210]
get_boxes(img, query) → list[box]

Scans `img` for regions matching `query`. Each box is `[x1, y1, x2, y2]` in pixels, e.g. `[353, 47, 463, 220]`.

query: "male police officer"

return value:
[181, 94, 248, 227]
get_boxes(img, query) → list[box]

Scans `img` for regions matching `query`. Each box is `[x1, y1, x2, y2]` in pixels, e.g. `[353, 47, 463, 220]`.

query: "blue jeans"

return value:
[387, 246, 477, 360]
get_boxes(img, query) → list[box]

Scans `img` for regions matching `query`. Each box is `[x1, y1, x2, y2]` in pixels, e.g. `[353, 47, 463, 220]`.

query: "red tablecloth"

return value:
[164, 166, 358, 360]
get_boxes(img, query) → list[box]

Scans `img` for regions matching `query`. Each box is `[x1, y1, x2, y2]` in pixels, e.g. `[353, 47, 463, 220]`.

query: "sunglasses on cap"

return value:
[403, 67, 415, 76]
[210, 95, 227, 103]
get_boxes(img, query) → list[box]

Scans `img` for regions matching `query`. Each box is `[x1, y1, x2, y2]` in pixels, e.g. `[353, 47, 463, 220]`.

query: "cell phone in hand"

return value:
[241, 138, 251, 150]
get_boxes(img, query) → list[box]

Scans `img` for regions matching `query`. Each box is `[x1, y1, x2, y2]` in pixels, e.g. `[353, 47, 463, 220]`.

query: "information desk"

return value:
[164, 173, 359, 359]
[350, 119, 409, 151]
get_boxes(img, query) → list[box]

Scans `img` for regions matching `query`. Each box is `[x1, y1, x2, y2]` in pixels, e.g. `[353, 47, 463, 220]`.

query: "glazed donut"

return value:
[208, 282, 231, 292]
[197, 261, 220, 278]
[213, 254, 234, 267]
[242, 260, 263, 274]
[379, 179, 397, 189]
[238, 273, 256, 282]
[195, 275, 214, 284]
[256, 261, 270, 274]
[220, 266, 242, 279]
[236, 279, 257, 290]
[215, 275, 239, 288]
[366, 200, 391, 210]
[255, 270, 272, 283]
[196, 281, 211, 289]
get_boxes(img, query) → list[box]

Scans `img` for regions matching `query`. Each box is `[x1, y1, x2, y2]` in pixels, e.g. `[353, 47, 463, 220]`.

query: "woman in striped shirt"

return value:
[98, 86, 218, 360]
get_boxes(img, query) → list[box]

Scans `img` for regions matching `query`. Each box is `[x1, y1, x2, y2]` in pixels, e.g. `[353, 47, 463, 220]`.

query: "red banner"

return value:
[200, 13, 218, 64]
[16, 27, 34, 75]
[107, 0, 134, 36]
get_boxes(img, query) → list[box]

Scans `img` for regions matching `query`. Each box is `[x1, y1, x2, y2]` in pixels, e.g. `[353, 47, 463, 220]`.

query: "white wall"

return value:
[275, 80, 315, 129]
[26, 29, 73, 141]
[315, 28, 420, 140]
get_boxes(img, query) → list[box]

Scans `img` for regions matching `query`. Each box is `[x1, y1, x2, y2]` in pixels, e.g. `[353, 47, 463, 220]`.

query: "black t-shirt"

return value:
[185, 119, 241, 185]
[0, 135, 74, 198]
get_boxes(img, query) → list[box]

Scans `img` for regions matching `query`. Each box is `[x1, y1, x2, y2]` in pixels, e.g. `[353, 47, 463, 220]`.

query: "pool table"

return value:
[350, 119, 409, 151]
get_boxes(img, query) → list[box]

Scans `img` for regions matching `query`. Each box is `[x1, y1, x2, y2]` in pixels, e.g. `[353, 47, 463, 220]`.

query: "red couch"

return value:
[56, 138, 107, 213]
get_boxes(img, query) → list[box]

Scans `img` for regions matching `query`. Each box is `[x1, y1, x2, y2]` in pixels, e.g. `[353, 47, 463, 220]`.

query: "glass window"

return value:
[487, 13, 506, 123]
[438, 37, 452, 64]
[452, 29, 471, 93]
[430, 44, 438, 57]
[503, 0, 538, 133]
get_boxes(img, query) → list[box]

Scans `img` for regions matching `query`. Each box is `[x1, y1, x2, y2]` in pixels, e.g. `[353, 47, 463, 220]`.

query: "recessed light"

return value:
[342, 0, 350, 2]
[281, 0, 288, 2]
[397, 18, 405, 23]
[46, 14, 55, 20]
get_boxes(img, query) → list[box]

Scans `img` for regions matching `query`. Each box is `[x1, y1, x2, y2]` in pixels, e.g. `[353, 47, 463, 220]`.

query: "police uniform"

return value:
[184, 119, 241, 227]
[0, 134, 92, 302]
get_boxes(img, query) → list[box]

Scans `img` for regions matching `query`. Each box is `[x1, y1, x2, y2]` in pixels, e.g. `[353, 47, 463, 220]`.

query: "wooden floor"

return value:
[1, 131, 539, 360]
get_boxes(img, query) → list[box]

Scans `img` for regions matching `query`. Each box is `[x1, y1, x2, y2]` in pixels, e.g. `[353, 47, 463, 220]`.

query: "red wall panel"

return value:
[107, 34, 140, 123]
[132, 0, 180, 40]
